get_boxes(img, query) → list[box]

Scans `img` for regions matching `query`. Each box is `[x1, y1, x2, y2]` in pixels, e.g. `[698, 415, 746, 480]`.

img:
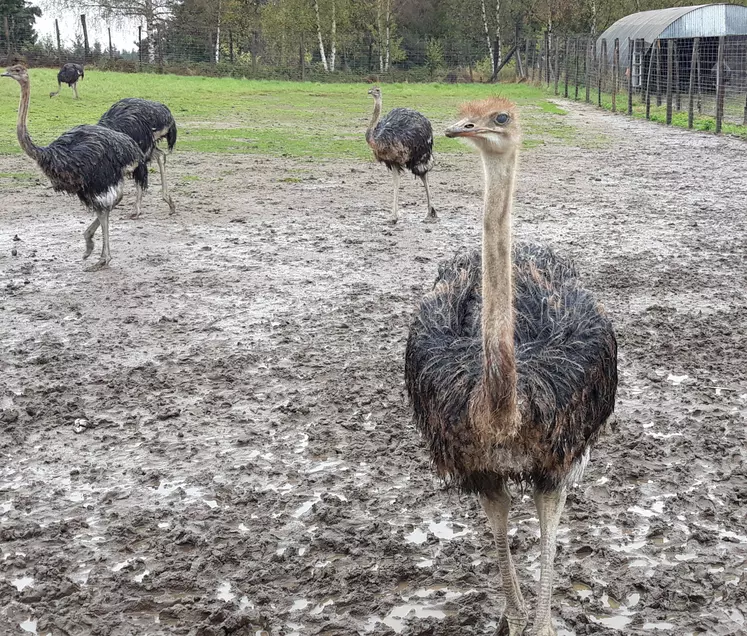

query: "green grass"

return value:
[0, 69, 576, 159]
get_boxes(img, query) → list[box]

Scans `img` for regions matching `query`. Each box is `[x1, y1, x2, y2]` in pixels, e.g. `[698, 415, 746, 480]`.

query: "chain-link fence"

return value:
[520, 34, 747, 132]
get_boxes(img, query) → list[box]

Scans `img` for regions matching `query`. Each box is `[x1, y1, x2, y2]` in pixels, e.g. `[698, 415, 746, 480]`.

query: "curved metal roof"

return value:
[597, 4, 747, 63]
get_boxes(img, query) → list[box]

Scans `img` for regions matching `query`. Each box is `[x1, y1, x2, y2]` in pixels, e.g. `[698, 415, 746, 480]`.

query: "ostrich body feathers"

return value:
[367, 107, 434, 176]
[405, 244, 617, 494]
[57, 63, 84, 86]
[35, 125, 147, 211]
[98, 98, 177, 162]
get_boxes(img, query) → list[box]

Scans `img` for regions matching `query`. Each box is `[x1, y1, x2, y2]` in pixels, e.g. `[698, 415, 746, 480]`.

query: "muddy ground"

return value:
[1, 102, 746, 636]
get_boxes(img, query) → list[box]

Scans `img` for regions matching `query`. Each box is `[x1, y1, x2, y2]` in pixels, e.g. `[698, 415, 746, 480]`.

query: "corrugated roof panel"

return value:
[596, 4, 747, 64]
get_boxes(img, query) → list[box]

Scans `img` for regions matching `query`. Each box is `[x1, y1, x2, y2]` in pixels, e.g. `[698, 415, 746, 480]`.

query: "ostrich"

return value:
[3, 64, 148, 271]
[366, 86, 437, 224]
[404, 98, 617, 635]
[50, 63, 84, 99]
[98, 98, 177, 217]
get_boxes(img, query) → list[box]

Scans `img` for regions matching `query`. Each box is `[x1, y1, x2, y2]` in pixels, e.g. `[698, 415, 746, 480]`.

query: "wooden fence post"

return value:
[674, 40, 681, 111]
[688, 37, 699, 128]
[300, 33, 305, 81]
[612, 38, 620, 112]
[229, 30, 234, 63]
[563, 37, 570, 97]
[645, 40, 656, 119]
[4, 16, 11, 57]
[80, 15, 90, 62]
[696, 45, 702, 113]
[599, 39, 606, 107]
[627, 38, 634, 114]
[138, 25, 142, 68]
[585, 38, 592, 103]
[108, 28, 114, 59]
[574, 38, 580, 99]
[666, 39, 673, 124]
[553, 35, 560, 94]
[55, 19, 62, 61]
[524, 37, 531, 80]
[544, 31, 550, 86]
[715, 35, 725, 133]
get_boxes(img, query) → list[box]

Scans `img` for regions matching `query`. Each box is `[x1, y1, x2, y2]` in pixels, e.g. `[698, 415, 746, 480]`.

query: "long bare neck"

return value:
[479, 148, 519, 427]
[368, 96, 382, 134]
[16, 79, 40, 161]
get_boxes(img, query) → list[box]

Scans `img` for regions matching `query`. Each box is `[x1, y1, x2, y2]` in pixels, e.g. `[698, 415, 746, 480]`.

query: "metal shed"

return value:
[598, 3, 747, 64]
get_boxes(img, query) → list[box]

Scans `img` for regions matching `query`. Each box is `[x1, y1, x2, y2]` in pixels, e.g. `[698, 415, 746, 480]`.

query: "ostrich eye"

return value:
[495, 113, 510, 125]
[464, 123, 475, 129]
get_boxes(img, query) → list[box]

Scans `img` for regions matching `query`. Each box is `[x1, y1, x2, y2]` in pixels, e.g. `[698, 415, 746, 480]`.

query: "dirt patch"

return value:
[1, 103, 746, 636]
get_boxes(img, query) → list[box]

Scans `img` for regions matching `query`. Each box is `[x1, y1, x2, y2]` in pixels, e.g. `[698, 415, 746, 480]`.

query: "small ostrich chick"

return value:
[366, 86, 437, 224]
[405, 98, 617, 635]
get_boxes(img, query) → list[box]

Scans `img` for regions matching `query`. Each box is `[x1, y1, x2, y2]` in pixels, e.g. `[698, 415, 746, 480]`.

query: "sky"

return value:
[35, 7, 139, 52]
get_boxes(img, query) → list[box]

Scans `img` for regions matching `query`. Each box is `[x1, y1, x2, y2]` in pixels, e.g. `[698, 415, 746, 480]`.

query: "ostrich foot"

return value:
[531, 623, 556, 636]
[495, 614, 528, 636]
[387, 218, 398, 226]
[422, 208, 438, 223]
[166, 197, 176, 215]
[129, 211, 143, 220]
[85, 258, 110, 272]
[82, 243, 94, 260]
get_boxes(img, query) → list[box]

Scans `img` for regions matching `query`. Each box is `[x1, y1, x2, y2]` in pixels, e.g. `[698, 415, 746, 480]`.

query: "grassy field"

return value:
[0, 68, 577, 160]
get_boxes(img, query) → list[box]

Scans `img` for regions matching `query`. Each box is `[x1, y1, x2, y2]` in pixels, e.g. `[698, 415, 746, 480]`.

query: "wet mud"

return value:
[1, 103, 746, 635]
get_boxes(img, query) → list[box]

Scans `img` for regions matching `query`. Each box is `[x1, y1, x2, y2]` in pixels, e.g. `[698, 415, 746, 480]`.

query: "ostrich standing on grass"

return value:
[366, 86, 437, 224]
[98, 98, 177, 217]
[405, 98, 617, 635]
[3, 64, 148, 271]
[50, 63, 84, 99]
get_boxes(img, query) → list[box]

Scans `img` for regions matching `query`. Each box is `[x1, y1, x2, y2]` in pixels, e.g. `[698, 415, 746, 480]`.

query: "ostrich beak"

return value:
[0, 71, 9, 77]
[445, 119, 479, 138]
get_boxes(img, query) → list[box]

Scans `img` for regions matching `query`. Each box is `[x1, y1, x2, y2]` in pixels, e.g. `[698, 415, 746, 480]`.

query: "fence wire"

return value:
[3, 11, 747, 132]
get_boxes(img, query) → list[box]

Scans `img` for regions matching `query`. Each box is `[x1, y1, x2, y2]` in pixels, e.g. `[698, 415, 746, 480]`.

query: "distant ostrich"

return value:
[50, 63, 84, 99]
[3, 64, 147, 271]
[98, 98, 177, 217]
[405, 98, 617, 635]
[366, 86, 437, 224]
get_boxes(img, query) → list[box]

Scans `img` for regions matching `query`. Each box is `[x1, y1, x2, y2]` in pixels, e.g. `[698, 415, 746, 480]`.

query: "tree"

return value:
[0, 0, 41, 52]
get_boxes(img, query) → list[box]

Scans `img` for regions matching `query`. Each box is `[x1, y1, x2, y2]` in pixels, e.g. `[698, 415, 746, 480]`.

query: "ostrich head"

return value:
[367, 86, 382, 99]
[1, 64, 29, 85]
[445, 97, 520, 155]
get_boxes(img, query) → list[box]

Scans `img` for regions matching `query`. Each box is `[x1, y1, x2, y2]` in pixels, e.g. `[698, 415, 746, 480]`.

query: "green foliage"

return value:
[0, 68, 574, 158]
[425, 38, 444, 78]
[0, 0, 41, 49]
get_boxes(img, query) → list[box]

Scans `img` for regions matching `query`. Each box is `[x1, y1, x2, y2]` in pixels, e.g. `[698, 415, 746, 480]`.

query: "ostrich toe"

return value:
[85, 259, 110, 272]
[422, 208, 438, 223]
[83, 242, 94, 260]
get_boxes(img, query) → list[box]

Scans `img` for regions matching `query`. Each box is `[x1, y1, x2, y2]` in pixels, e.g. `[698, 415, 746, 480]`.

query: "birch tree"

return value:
[313, 0, 328, 71]
[480, 0, 494, 74]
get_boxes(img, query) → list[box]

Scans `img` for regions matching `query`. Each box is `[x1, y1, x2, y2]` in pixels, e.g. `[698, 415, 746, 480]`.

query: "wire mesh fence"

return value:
[520, 33, 747, 132]
[1, 11, 507, 82]
[3, 10, 747, 134]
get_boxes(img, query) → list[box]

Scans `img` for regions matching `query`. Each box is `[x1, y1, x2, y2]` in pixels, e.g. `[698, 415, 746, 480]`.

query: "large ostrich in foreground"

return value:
[366, 86, 437, 224]
[3, 64, 147, 271]
[405, 98, 617, 635]
[98, 98, 177, 217]
[50, 63, 84, 99]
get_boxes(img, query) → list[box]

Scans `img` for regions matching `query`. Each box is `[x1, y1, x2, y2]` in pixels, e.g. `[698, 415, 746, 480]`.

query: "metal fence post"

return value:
[612, 38, 619, 112]
[627, 37, 634, 115]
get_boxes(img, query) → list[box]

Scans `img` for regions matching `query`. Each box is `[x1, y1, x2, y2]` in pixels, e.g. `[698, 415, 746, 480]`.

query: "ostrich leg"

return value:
[132, 185, 144, 219]
[82, 218, 100, 260]
[86, 210, 112, 271]
[50, 82, 61, 98]
[419, 173, 437, 223]
[72, 82, 79, 99]
[155, 149, 176, 214]
[390, 168, 400, 224]
[532, 488, 568, 636]
[480, 488, 528, 636]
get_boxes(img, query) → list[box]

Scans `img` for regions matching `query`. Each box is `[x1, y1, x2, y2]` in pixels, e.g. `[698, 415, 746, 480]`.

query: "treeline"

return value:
[7, 0, 747, 78]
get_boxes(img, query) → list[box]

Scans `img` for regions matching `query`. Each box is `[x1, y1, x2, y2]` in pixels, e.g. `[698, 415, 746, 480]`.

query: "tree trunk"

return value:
[590, 0, 597, 38]
[329, 0, 336, 72]
[143, 0, 156, 64]
[494, 0, 502, 69]
[481, 0, 494, 74]
[314, 0, 329, 71]
[215, 0, 222, 63]
[384, 0, 391, 72]
[377, 0, 384, 72]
